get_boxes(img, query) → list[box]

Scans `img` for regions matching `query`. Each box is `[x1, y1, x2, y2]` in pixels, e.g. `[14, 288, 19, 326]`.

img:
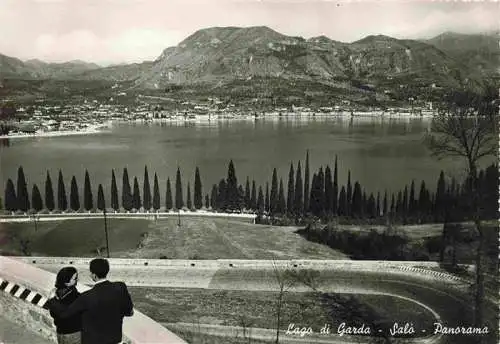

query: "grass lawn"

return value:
[129, 287, 435, 338]
[0, 218, 150, 257]
[0, 217, 345, 259]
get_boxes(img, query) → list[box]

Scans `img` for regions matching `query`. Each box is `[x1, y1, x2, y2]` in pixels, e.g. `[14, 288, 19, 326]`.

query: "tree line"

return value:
[2, 154, 498, 225]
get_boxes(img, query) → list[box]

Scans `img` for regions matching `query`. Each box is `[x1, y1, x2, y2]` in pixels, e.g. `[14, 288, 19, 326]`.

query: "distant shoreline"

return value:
[0, 112, 433, 140]
[0, 127, 108, 140]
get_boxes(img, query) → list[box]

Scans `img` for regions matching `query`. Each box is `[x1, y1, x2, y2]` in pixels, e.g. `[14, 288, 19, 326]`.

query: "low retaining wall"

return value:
[0, 256, 188, 344]
[16, 257, 472, 286]
[0, 211, 258, 223]
[0, 285, 56, 343]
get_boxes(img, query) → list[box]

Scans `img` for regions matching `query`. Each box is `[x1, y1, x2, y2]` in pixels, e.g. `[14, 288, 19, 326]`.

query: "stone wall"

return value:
[0, 256, 187, 344]
[0, 291, 56, 343]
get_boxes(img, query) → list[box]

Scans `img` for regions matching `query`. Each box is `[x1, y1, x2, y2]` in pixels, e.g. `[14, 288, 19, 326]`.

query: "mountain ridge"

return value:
[0, 27, 497, 94]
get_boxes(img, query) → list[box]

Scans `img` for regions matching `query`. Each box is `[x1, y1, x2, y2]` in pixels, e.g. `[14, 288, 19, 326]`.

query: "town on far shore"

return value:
[0, 92, 436, 138]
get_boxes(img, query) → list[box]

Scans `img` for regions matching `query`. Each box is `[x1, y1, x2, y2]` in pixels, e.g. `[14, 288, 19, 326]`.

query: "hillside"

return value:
[0, 28, 496, 103]
[0, 54, 99, 79]
[425, 32, 499, 77]
[72, 61, 154, 81]
[135, 27, 477, 90]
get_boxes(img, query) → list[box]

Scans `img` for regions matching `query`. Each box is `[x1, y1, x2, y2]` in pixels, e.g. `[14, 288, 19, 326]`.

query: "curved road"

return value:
[13, 257, 498, 344]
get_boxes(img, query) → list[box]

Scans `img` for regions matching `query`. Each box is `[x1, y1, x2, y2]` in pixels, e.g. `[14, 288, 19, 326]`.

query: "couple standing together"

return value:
[46, 258, 134, 344]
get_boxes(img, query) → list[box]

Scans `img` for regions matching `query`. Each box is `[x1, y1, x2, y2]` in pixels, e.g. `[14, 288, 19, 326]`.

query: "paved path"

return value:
[0, 316, 53, 344]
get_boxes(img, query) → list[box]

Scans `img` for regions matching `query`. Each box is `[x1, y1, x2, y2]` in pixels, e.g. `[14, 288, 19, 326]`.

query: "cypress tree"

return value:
[303, 150, 310, 213]
[4, 179, 16, 211]
[257, 186, 264, 215]
[194, 167, 203, 209]
[210, 184, 218, 210]
[310, 173, 320, 216]
[324, 166, 333, 216]
[217, 179, 227, 211]
[402, 185, 408, 219]
[338, 186, 347, 216]
[362, 190, 367, 218]
[57, 170, 67, 211]
[376, 192, 381, 217]
[383, 191, 388, 217]
[16, 166, 30, 211]
[143, 165, 152, 211]
[265, 182, 270, 213]
[238, 185, 245, 210]
[351, 182, 363, 217]
[70, 176, 80, 211]
[270, 168, 279, 215]
[32, 184, 43, 212]
[205, 194, 210, 209]
[396, 190, 403, 217]
[409, 180, 416, 216]
[435, 171, 446, 221]
[186, 182, 192, 210]
[446, 179, 456, 222]
[175, 167, 183, 210]
[250, 180, 257, 210]
[226, 160, 239, 211]
[278, 178, 286, 214]
[368, 193, 376, 218]
[122, 168, 132, 211]
[346, 170, 352, 216]
[97, 184, 105, 211]
[84, 170, 93, 211]
[332, 156, 338, 215]
[317, 167, 325, 215]
[153, 173, 160, 211]
[294, 161, 303, 216]
[287, 163, 295, 215]
[244, 177, 251, 209]
[418, 180, 428, 217]
[132, 177, 141, 210]
[430, 193, 436, 217]
[111, 169, 119, 211]
[165, 178, 173, 210]
[45, 171, 55, 211]
[390, 193, 395, 216]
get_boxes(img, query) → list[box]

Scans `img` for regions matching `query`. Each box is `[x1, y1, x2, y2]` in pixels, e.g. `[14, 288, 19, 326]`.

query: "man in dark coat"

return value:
[47, 258, 134, 344]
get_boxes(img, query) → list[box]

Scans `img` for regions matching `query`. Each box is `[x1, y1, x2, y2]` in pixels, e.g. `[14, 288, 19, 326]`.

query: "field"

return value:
[0, 217, 346, 259]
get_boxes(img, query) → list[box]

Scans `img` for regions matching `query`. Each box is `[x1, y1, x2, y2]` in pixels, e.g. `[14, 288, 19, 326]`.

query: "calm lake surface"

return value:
[0, 117, 474, 202]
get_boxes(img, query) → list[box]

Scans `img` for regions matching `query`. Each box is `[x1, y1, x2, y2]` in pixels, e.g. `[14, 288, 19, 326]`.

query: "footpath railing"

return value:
[0, 256, 188, 344]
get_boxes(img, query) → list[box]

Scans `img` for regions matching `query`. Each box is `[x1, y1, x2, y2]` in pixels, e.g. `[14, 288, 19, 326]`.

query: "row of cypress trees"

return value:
[2, 165, 205, 212]
[3, 154, 498, 224]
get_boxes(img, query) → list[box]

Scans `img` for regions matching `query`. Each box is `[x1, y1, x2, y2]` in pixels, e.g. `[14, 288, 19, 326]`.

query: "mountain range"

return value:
[0, 27, 498, 94]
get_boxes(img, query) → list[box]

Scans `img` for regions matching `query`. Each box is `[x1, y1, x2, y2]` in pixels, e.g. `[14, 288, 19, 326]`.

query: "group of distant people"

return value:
[46, 258, 134, 344]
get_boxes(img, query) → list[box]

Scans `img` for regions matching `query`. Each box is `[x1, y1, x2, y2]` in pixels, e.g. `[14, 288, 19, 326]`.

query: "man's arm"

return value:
[46, 293, 87, 319]
[121, 282, 134, 317]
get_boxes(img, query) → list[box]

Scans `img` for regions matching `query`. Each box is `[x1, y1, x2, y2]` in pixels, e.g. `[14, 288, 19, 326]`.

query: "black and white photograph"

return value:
[0, 0, 498, 343]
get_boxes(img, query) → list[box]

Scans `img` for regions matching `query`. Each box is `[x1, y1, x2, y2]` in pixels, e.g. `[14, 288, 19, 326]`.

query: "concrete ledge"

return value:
[15, 257, 472, 287]
[0, 256, 188, 344]
[0, 291, 57, 343]
[0, 210, 257, 221]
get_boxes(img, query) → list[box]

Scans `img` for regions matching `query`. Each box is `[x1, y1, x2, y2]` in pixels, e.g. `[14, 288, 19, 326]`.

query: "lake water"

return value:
[0, 117, 474, 204]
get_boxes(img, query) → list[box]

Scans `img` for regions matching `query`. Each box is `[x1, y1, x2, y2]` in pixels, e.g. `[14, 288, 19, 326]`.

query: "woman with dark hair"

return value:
[48, 266, 82, 344]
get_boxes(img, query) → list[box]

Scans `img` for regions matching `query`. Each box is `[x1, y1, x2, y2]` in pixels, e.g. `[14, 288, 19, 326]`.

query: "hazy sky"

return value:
[1, 0, 498, 65]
